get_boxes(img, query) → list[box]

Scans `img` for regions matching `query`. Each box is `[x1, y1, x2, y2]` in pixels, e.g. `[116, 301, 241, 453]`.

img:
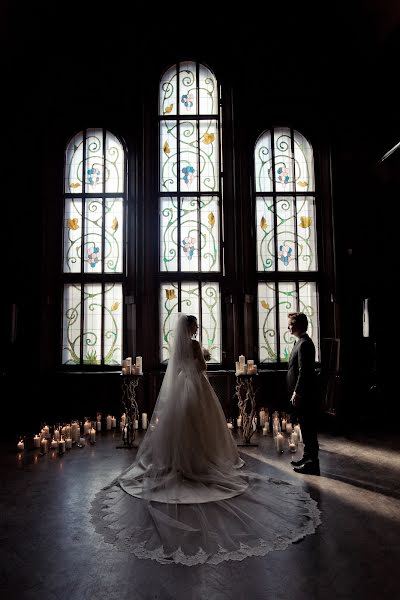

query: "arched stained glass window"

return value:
[62, 128, 127, 366]
[255, 127, 320, 363]
[159, 61, 222, 363]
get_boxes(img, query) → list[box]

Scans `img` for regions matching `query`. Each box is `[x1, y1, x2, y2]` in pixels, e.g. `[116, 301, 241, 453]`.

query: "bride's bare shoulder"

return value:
[191, 339, 201, 348]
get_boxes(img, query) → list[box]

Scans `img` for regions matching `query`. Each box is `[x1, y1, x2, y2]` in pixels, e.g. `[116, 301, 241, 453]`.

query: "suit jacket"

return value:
[286, 333, 316, 411]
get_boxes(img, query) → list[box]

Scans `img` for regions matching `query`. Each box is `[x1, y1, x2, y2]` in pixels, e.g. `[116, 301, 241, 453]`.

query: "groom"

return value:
[287, 312, 320, 475]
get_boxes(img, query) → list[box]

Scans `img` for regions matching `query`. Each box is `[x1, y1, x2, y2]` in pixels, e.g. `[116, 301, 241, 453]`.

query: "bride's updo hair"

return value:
[186, 315, 197, 326]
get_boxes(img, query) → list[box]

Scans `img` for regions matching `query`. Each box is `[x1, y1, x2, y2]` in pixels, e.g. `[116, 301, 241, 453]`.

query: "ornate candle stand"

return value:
[235, 373, 259, 446]
[117, 373, 143, 449]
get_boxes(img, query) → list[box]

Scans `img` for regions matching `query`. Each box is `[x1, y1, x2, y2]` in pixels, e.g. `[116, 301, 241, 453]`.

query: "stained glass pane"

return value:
[160, 65, 177, 116]
[160, 282, 221, 363]
[297, 196, 317, 271]
[85, 129, 104, 192]
[160, 120, 178, 192]
[274, 127, 295, 193]
[200, 197, 220, 272]
[278, 282, 297, 362]
[105, 132, 124, 193]
[160, 283, 179, 363]
[83, 283, 102, 365]
[276, 196, 296, 272]
[64, 198, 82, 273]
[65, 131, 83, 193]
[255, 131, 273, 192]
[179, 61, 197, 115]
[62, 284, 82, 364]
[201, 282, 221, 363]
[256, 197, 275, 271]
[160, 197, 178, 272]
[199, 120, 219, 192]
[258, 282, 319, 363]
[199, 64, 218, 115]
[105, 198, 123, 273]
[181, 198, 199, 272]
[258, 282, 277, 363]
[104, 284, 123, 365]
[179, 121, 199, 192]
[294, 130, 315, 192]
[84, 198, 103, 273]
[298, 281, 320, 361]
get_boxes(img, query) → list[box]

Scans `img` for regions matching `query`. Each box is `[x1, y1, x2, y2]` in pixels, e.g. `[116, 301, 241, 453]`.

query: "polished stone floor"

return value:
[1, 425, 399, 600]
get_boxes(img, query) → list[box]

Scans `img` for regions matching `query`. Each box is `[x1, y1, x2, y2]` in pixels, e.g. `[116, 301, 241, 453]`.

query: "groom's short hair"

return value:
[288, 312, 308, 332]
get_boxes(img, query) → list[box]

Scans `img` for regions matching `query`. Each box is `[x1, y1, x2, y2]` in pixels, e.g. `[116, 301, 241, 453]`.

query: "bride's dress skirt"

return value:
[90, 371, 321, 565]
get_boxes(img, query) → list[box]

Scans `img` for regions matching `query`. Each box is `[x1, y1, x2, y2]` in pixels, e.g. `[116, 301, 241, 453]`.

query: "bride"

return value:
[91, 313, 321, 565]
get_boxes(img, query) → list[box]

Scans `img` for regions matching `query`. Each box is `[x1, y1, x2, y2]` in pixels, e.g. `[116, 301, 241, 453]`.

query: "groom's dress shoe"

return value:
[293, 460, 320, 476]
[291, 457, 307, 467]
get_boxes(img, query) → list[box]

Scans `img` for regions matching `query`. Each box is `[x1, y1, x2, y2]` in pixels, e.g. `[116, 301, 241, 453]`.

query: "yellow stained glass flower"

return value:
[297, 181, 308, 187]
[208, 212, 215, 228]
[111, 302, 120, 311]
[165, 289, 177, 300]
[299, 216, 312, 228]
[112, 217, 118, 231]
[202, 132, 215, 145]
[69, 182, 81, 189]
[163, 141, 170, 155]
[261, 300, 270, 310]
[164, 104, 173, 114]
[260, 216, 267, 231]
[67, 217, 79, 230]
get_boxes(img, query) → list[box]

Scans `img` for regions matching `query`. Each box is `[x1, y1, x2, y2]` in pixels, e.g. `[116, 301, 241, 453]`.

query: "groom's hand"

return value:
[291, 392, 301, 407]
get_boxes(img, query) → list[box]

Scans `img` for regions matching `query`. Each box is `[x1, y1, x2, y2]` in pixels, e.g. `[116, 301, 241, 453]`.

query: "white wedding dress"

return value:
[90, 314, 321, 565]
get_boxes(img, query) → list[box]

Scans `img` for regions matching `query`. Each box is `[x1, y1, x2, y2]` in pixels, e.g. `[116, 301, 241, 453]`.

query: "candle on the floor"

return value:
[33, 435, 41, 448]
[262, 426, 268, 436]
[134, 419, 139, 430]
[294, 424, 303, 443]
[58, 438, 66, 454]
[89, 428, 96, 443]
[79, 436, 86, 447]
[41, 438, 48, 453]
[276, 432, 284, 453]
[281, 418, 287, 431]
[106, 415, 112, 430]
[286, 422, 293, 435]
[84, 420, 91, 435]
[54, 428, 60, 441]
[17, 440, 24, 451]
[142, 413, 148, 430]
[65, 437, 72, 450]
[50, 439, 58, 449]
[111, 416, 116, 428]
[289, 441, 297, 453]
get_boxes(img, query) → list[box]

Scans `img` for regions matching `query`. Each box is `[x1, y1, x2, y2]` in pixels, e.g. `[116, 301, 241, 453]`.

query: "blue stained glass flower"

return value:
[278, 244, 292, 266]
[87, 166, 101, 186]
[181, 93, 194, 109]
[277, 166, 289, 185]
[182, 165, 195, 185]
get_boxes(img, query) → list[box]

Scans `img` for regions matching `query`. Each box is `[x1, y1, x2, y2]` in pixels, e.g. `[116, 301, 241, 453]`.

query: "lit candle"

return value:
[281, 418, 287, 431]
[79, 436, 86, 447]
[239, 355, 245, 367]
[262, 426, 268, 436]
[89, 428, 96, 443]
[294, 424, 303, 443]
[289, 441, 297, 453]
[235, 361, 240, 375]
[65, 425, 71, 438]
[111, 416, 116, 428]
[286, 422, 293, 435]
[54, 428, 60, 441]
[40, 438, 48, 453]
[50, 439, 58, 449]
[96, 420, 101, 432]
[141, 413, 148, 430]
[291, 431, 299, 446]
[58, 438, 66, 454]
[17, 440, 24, 451]
[33, 435, 41, 448]
[43, 425, 50, 438]
[237, 416, 242, 428]
[227, 422, 233, 429]
[106, 415, 112, 430]
[65, 437, 72, 450]
[134, 419, 139, 430]
[84, 420, 91, 435]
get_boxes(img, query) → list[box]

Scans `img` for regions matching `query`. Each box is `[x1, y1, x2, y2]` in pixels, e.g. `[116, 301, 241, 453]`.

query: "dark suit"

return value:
[287, 333, 319, 461]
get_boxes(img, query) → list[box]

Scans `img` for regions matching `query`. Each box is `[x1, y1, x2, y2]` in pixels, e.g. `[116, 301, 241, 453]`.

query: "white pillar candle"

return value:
[65, 437, 72, 450]
[106, 415, 112, 430]
[286, 422, 293, 435]
[237, 416, 242, 428]
[227, 422, 233, 429]
[235, 361, 240, 375]
[40, 438, 48, 453]
[239, 355, 245, 367]
[17, 440, 24, 451]
[65, 425, 71, 438]
[96, 420, 101, 432]
[262, 427, 268, 436]
[141, 413, 148, 430]
[33, 435, 41, 448]
[259, 409, 266, 427]
[54, 429, 60, 441]
[135, 356, 143, 374]
[276, 432, 284, 453]
[61, 426, 67, 437]
[50, 439, 58, 449]
[89, 428, 96, 443]
[134, 419, 139, 430]
[111, 416, 117, 428]
[289, 441, 297, 453]
[58, 439, 66, 454]
[294, 424, 303, 443]
[291, 431, 299, 446]
[281, 418, 287, 431]
[84, 420, 91, 435]
[43, 425, 50, 438]
[79, 436, 86, 447]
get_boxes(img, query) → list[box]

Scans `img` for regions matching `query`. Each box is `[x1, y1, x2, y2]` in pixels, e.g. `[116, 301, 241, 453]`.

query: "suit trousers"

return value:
[297, 408, 319, 461]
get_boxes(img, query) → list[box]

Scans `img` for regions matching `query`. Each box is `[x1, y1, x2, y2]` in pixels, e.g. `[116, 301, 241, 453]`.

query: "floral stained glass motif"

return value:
[258, 281, 319, 364]
[159, 62, 218, 117]
[160, 282, 221, 364]
[255, 128, 315, 193]
[62, 283, 122, 365]
[160, 197, 220, 272]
